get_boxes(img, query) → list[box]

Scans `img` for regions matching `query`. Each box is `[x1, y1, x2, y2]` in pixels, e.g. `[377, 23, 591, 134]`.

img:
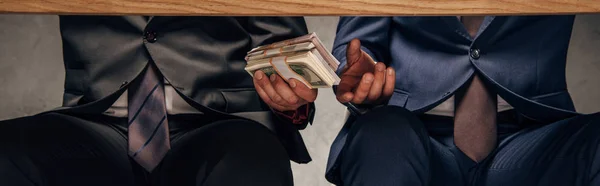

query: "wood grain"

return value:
[0, 0, 599, 15]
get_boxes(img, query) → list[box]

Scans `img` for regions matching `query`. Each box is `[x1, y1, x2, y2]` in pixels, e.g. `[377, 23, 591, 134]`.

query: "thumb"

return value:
[346, 39, 363, 67]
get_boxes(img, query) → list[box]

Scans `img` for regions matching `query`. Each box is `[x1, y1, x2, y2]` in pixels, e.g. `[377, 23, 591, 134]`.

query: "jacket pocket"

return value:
[388, 89, 410, 107]
[529, 90, 576, 112]
[220, 88, 267, 113]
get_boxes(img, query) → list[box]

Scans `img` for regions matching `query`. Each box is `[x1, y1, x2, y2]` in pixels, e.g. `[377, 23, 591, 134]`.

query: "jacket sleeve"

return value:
[332, 17, 393, 74]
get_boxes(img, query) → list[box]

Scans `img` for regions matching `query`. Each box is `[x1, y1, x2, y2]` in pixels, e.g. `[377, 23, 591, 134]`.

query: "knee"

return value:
[346, 106, 428, 150]
[209, 119, 291, 167]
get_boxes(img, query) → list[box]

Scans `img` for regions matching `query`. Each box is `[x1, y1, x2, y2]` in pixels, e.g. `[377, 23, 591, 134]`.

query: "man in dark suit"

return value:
[0, 16, 317, 186]
[326, 16, 600, 186]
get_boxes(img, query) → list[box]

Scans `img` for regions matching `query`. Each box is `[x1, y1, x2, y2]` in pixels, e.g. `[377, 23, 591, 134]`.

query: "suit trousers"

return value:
[338, 106, 600, 186]
[0, 112, 293, 186]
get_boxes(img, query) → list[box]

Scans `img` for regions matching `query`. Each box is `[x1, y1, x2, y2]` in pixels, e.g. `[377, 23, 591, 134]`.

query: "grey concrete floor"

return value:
[1, 15, 599, 186]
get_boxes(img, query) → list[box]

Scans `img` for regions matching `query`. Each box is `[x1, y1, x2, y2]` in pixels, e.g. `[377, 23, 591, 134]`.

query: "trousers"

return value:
[0, 112, 293, 186]
[338, 106, 600, 186]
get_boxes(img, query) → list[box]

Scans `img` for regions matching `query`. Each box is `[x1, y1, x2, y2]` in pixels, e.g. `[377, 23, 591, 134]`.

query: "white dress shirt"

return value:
[425, 95, 514, 117]
[103, 80, 201, 117]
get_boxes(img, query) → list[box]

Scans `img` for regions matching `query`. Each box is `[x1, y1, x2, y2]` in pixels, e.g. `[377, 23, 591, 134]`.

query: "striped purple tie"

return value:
[128, 65, 170, 171]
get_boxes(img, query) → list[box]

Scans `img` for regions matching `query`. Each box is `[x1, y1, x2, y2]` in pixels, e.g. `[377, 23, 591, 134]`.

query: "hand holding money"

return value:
[253, 70, 317, 111]
[247, 33, 338, 111]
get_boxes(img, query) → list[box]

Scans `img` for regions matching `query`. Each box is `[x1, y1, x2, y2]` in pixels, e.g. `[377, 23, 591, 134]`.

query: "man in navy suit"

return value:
[326, 16, 600, 186]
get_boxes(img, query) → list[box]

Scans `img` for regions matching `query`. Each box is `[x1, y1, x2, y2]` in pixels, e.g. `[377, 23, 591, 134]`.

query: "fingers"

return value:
[345, 39, 376, 74]
[289, 78, 318, 102]
[336, 91, 354, 104]
[271, 74, 301, 104]
[339, 38, 378, 103]
[339, 65, 396, 105]
[255, 81, 289, 111]
[253, 71, 287, 106]
[381, 67, 396, 101]
[254, 70, 315, 111]
[367, 62, 386, 102]
[351, 73, 374, 104]
[346, 39, 362, 67]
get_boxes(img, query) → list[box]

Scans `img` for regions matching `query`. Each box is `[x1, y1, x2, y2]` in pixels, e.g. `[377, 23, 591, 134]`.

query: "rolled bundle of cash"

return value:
[244, 33, 341, 89]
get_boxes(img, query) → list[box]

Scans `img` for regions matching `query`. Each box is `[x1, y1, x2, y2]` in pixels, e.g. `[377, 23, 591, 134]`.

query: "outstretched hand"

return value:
[336, 39, 395, 105]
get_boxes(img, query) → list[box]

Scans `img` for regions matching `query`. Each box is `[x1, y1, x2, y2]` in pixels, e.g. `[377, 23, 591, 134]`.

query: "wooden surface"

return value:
[0, 0, 600, 15]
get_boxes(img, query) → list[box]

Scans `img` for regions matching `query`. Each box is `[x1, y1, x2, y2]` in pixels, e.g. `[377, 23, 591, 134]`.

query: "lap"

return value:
[155, 118, 293, 186]
[485, 112, 600, 186]
[338, 106, 432, 185]
[338, 107, 600, 186]
[0, 112, 134, 186]
[0, 113, 292, 186]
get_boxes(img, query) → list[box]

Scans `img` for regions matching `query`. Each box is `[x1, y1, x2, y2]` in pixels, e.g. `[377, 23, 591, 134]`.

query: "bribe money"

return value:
[245, 33, 341, 89]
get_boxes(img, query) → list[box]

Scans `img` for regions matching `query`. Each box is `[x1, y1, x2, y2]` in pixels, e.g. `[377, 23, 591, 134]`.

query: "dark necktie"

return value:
[454, 16, 497, 162]
[128, 64, 171, 171]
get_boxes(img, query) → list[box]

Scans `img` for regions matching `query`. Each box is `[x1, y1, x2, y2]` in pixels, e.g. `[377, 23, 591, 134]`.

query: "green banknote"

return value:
[250, 64, 328, 88]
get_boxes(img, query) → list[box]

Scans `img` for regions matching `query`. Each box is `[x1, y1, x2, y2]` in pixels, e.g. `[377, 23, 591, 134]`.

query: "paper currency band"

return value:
[263, 48, 283, 57]
[266, 40, 293, 49]
[269, 56, 312, 88]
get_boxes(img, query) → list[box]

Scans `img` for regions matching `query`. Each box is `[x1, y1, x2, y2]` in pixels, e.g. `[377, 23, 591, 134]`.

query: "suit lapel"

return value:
[442, 16, 497, 41]
[441, 16, 471, 41]
[475, 16, 496, 39]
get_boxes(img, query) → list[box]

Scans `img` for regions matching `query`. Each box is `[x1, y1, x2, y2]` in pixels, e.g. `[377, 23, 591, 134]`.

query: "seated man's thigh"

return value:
[0, 112, 133, 186]
[157, 119, 292, 186]
[339, 106, 432, 186]
[485, 113, 600, 186]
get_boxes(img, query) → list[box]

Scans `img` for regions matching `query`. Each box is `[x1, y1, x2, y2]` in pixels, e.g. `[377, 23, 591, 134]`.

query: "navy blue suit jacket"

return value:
[326, 16, 580, 184]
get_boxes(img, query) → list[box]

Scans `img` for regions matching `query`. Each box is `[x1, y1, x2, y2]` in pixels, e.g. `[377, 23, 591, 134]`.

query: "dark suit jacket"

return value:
[327, 16, 581, 184]
[52, 16, 314, 163]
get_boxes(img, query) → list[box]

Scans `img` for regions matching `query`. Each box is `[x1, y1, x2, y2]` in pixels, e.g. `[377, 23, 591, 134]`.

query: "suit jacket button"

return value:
[144, 31, 157, 43]
[470, 48, 481, 59]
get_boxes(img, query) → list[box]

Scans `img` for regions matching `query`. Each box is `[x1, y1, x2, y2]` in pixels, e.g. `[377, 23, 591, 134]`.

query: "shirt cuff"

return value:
[271, 103, 313, 129]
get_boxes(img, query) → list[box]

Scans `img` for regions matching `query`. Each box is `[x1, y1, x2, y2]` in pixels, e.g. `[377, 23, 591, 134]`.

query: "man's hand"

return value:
[253, 71, 318, 111]
[336, 39, 395, 105]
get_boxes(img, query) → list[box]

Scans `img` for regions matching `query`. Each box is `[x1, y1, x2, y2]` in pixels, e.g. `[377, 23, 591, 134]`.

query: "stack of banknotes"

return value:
[245, 33, 341, 89]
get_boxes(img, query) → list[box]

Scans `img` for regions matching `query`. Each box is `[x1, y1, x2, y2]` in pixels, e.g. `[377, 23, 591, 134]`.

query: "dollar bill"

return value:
[247, 65, 329, 88]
